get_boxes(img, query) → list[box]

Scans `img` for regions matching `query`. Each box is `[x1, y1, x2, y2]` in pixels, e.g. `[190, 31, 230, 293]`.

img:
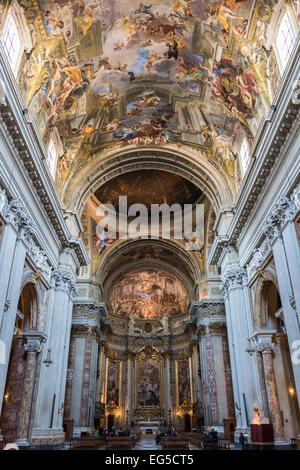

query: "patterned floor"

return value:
[134, 436, 201, 450]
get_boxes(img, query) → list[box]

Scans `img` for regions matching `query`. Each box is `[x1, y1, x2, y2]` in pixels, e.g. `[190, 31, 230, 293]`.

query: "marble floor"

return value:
[134, 436, 201, 450]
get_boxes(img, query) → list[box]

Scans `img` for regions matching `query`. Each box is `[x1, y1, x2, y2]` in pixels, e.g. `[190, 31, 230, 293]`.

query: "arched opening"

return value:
[259, 281, 299, 442]
[0, 283, 40, 445]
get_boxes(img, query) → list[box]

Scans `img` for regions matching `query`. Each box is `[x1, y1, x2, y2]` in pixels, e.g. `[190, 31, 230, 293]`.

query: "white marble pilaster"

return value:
[0, 197, 35, 414]
[96, 343, 106, 404]
[31, 266, 76, 446]
[163, 352, 171, 423]
[221, 268, 258, 438]
[125, 353, 135, 424]
[263, 198, 300, 403]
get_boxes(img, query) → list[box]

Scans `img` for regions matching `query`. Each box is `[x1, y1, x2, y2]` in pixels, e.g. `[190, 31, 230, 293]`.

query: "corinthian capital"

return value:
[263, 195, 296, 244]
[252, 330, 276, 354]
[5, 197, 36, 242]
[221, 267, 247, 296]
[23, 331, 47, 354]
[51, 266, 77, 298]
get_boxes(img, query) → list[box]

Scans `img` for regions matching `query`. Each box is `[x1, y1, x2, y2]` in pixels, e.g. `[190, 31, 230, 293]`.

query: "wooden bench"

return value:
[70, 436, 104, 450]
[106, 436, 135, 450]
[161, 437, 189, 450]
[202, 437, 231, 450]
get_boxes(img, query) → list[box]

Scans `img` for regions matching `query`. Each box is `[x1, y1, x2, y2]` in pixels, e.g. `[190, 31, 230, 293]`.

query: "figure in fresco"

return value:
[166, 39, 179, 60]
[204, 0, 245, 33]
[236, 67, 260, 110]
[43, 10, 65, 38]
[134, 2, 154, 18]
[232, 18, 249, 38]
[72, 126, 99, 143]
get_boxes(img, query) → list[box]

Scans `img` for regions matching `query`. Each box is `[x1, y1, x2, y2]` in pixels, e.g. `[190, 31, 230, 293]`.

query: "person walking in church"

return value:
[209, 428, 218, 449]
[239, 432, 246, 450]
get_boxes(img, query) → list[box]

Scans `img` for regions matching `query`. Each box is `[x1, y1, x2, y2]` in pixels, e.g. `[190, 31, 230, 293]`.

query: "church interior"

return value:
[0, 0, 299, 451]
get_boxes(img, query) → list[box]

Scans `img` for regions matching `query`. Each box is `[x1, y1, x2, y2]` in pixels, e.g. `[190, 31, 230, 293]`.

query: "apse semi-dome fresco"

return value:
[1, 0, 296, 196]
[109, 269, 189, 318]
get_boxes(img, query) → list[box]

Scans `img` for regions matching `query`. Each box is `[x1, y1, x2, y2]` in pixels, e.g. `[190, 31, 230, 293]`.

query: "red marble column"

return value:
[257, 333, 285, 440]
[16, 333, 45, 445]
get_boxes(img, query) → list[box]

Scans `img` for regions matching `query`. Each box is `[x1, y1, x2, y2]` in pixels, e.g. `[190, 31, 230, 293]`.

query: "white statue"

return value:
[161, 314, 169, 335]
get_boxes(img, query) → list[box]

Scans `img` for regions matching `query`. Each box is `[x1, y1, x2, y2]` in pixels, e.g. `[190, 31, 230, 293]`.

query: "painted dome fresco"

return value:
[108, 268, 189, 318]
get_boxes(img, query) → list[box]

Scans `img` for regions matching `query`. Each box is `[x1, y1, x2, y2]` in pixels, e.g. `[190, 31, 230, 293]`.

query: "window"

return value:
[276, 12, 296, 71]
[47, 140, 57, 178]
[1, 15, 22, 75]
[240, 137, 250, 175]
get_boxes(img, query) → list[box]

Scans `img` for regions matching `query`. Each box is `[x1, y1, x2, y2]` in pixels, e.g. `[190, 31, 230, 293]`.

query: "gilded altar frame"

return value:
[134, 345, 163, 414]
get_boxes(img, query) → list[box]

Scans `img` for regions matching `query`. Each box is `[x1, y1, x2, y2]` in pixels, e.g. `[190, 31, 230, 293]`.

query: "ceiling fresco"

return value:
[94, 169, 202, 208]
[1, 0, 298, 196]
[84, 171, 204, 273]
[108, 268, 189, 318]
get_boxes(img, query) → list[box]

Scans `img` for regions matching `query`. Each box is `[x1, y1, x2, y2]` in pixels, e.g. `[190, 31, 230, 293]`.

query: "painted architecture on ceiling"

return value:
[1, 0, 299, 198]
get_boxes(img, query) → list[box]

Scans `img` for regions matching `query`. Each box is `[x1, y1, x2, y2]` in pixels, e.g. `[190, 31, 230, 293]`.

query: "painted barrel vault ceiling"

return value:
[1, 0, 293, 196]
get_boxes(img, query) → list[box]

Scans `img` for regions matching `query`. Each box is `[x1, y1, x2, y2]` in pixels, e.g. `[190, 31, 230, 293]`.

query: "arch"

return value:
[18, 268, 42, 331]
[62, 145, 234, 217]
[253, 266, 281, 330]
[96, 237, 202, 294]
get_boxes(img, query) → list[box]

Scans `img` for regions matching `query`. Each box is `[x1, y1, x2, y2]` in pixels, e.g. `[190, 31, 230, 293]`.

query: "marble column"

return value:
[193, 300, 234, 430]
[0, 198, 35, 415]
[263, 196, 300, 402]
[31, 266, 76, 446]
[16, 332, 46, 446]
[199, 324, 219, 426]
[191, 341, 202, 406]
[162, 351, 172, 424]
[255, 332, 285, 443]
[125, 352, 135, 425]
[67, 324, 99, 434]
[221, 268, 259, 437]
[96, 342, 107, 404]
[66, 302, 107, 435]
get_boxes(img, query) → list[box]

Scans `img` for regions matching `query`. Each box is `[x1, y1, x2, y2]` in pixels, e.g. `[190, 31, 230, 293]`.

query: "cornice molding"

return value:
[72, 301, 108, 324]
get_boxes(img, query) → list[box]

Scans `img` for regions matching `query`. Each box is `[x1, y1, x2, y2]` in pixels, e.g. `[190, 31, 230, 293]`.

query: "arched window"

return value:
[1, 14, 22, 75]
[47, 139, 58, 178]
[275, 11, 297, 72]
[240, 137, 250, 176]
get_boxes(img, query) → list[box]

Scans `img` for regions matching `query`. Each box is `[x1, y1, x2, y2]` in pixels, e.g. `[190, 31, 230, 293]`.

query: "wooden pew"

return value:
[161, 437, 189, 450]
[105, 436, 135, 450]
[70, 436, 104, 450]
